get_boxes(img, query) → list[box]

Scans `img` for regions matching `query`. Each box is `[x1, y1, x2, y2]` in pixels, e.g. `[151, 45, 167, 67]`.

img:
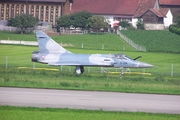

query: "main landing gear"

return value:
[74, 66, 84, 74]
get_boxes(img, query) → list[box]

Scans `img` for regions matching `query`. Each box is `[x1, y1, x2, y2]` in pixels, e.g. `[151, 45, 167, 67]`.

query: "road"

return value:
[0, 87, 180, 114]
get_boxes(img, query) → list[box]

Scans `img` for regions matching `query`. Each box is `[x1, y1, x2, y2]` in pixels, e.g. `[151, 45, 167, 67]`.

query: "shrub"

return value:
[169, 25, 180, 35]
[169, 16, 180, 35]
[136, 20, 145, 30]
[118, 21, 130, 29]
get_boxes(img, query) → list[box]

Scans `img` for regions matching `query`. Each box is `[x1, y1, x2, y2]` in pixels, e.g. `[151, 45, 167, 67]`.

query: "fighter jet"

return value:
[32, 31, 153, 77]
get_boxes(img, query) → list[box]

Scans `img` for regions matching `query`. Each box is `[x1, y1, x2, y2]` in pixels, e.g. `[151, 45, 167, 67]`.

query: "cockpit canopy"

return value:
[115, 54, 134, 60]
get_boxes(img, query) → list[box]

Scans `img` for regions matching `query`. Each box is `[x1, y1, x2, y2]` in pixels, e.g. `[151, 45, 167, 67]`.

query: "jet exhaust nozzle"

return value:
[31, 51, 39, 62]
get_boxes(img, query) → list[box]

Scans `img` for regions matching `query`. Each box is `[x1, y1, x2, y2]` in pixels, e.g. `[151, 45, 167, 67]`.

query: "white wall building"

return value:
[164, 9, 173, 28]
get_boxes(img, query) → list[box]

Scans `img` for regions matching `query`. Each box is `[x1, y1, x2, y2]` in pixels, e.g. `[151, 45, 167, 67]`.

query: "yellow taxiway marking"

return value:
[18, 67, 151, 75]
[18, 67, 59, 71]
[109, 72, 151, 75]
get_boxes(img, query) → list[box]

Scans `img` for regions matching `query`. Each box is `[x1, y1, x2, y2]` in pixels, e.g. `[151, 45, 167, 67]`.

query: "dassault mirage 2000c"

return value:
[32, 31, 153, 77]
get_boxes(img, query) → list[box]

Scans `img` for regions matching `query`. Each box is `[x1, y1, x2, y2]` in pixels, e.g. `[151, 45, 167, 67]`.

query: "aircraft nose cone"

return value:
[138, 62, 153, 68]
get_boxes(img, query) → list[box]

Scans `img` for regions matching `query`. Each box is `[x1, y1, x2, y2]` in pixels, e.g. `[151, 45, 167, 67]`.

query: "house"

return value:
[71, 0, 139, 28]
[159, 0, 180, 22]
[134, 0, 173, 29]
[0, 0, 178, 30]
[71, 0, 177, 30]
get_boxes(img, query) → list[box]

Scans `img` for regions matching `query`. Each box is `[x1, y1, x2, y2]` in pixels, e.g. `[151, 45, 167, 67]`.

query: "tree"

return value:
[169, 15, 180, 35]
[87, 16, 109, 33]
[175, 15, 180, 27]
[8, 14, 38, 34]
[118, 21, 130, 29]
[70, 10, 92, 29]
[136, 20, 145, 30]
[57, 15, 72, 29]
[57, 11, 92, 34]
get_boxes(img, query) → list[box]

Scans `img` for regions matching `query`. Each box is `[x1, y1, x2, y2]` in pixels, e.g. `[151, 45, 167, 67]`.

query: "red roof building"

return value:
[71, 0, 139, 16]
[159, 0, 180, 5]
[150, 9, 166, 18]
[134, 0, 173, 29]
[71, 0, 139, 27]
[0, 0, 178, 29]
[134, 0, 157, 17]
[159, 0, 180, 21]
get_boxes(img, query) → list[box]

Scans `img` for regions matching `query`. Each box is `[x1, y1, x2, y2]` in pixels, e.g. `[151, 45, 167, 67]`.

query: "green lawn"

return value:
[0, 106, 179, 120]
[0, 31, 180, 94]
[0, 44, 180, 78]
[0, 32, 180, 118]
[0, 45, 180, 94]
[0, 31, 135, 51]
[120, 30, 180, 53]
[1, 30, 179, 53]
[0, 31, 36, 41]
[1, 67, 180, 94]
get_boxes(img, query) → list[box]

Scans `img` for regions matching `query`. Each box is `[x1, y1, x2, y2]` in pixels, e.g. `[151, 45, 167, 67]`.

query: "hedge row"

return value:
[169, 25, 180, 35]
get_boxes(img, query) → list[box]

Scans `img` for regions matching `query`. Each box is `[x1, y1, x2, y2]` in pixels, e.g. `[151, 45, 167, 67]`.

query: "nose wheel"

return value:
[120, 69, 124, 79]
[120, 68, 129, 79]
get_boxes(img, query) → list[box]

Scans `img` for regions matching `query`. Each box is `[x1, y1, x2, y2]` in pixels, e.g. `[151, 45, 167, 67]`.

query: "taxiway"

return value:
[0, 87, 180, 114]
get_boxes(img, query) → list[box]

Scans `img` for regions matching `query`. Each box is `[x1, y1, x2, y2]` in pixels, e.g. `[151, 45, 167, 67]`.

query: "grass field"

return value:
[0, 44, 180, 77]
[0, 44, 180, 94]
[0, 31, 135, 51]
[1, 30, 179, 53]
[0, 31, 35, 41]
[0, 106, 179, 120]
[0, 31, 180, 118]
[1, 68, 180, 94]
[120, 30, 180, 53]
[0, 31, 180, 94]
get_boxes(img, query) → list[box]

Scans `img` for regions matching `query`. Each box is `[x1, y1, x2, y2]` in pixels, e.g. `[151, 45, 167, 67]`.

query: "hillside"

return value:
[0, 31, 135, 51]
[120, 30, 180, 53]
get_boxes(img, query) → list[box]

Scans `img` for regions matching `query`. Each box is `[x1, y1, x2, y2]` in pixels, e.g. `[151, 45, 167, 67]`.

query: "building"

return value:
[71, 0, 178, 30]
[0, 0, 179, 29]
[71, 0, 140, 28]
[134, 0, 173, 29]
[0, 0, 73, 26]
[159, 0, 180, 22]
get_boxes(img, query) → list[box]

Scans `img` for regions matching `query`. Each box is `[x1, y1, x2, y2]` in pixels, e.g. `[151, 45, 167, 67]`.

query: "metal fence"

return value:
[1, 56, 180, 78]
[117, 31, 146, 52]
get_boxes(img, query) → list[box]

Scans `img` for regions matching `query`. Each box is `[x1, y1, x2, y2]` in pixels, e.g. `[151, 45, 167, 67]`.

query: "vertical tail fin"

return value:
[36, 31, 71, 53]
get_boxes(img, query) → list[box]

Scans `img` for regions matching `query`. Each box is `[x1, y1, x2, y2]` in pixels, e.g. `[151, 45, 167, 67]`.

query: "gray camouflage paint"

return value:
[32, 31, 153, 74]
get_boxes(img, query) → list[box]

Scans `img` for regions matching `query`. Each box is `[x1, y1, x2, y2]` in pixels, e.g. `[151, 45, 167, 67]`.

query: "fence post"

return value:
[6, 56, 8, 68]
[88, 67, 90, 73]
[171, 63, 173, 77]
[60, 66, 62, 71]
[82, 43, 83, 49]
[143, 68, 145, 75]
[102, 44, 104, 50]
[123, 46, 125, 50]
[69, 67, 71, 72]
[33, 62, 35, 69]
